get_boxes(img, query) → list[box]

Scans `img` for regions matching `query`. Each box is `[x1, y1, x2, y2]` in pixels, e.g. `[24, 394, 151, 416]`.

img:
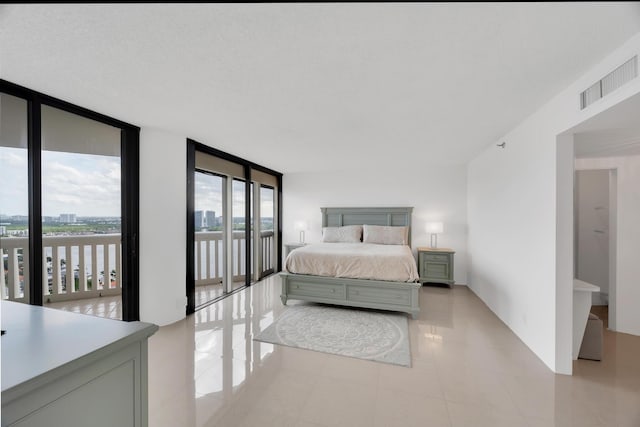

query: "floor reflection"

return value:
[147, 275, 640, 427]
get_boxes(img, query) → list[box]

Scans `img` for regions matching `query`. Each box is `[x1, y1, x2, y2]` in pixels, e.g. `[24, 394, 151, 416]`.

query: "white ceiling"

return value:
[573, 91, 640, 158]
[1, 3, 640, 173]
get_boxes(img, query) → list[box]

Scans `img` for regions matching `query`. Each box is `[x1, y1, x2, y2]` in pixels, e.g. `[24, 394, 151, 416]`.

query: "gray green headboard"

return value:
[320, 207, 413, 246]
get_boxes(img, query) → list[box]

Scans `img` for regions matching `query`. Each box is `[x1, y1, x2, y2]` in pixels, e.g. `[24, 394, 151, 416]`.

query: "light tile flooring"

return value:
[147, 275, 640, 427]
[43, 283, 236, 320]
[45, 294, 123, 319]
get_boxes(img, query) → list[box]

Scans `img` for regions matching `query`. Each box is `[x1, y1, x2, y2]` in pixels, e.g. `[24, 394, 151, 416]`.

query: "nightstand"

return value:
[284, 242, 306, 257]
[417, 247, 455, 286]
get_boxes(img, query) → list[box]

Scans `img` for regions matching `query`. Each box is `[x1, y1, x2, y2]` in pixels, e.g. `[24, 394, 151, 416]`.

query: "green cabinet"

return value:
[418, 247, 455, 286]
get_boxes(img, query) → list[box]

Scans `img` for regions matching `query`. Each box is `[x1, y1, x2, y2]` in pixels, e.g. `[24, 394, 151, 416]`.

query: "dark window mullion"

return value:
[245, 166, 252, 287]
[121, 128, 140, 321]
[277, 174, 283, 273]
[27, 97, 43, 306]
[185, 141, 196, 315]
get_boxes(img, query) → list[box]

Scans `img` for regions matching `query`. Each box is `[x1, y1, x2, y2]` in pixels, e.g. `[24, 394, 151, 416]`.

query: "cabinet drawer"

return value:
[347, 285, 411, 306]
[422, 253, 450, 262]
[287, 281, 344, 300]
[423, 263, 449, 279]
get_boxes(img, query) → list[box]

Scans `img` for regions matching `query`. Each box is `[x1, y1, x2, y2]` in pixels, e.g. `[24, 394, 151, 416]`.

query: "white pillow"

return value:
[362, 225, 408, 245]
[321, 225, 363, 243]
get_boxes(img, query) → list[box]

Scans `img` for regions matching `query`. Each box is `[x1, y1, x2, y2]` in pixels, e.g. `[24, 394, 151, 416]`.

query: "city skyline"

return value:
[195, 172, 274, 218]
[1, 147, 274, 217]
[0, 147, 121, 217]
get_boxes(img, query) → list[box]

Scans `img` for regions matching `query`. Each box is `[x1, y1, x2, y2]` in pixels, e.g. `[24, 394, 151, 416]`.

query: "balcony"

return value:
[1, 230, 276, 317]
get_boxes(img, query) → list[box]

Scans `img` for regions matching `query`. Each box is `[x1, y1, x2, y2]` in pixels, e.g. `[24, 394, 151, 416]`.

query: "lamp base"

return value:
[430, 234, 438, 249]
[299, 230, 305, 244]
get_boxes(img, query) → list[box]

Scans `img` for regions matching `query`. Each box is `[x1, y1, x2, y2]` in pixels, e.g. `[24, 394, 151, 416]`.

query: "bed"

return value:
[280, 207, 421, 318]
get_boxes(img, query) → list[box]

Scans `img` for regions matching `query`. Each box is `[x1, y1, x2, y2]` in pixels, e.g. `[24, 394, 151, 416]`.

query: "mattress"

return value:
[285, 242, 419, 283]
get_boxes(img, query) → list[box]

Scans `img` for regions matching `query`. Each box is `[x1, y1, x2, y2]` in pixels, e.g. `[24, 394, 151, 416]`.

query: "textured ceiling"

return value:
[1, 3, 640, 173]
[574, 92, 640, 158]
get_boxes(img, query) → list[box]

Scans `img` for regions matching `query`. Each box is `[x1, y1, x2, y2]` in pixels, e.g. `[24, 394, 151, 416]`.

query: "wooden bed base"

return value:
[280, 207, 421, 319]
[280, 272, 421, 319]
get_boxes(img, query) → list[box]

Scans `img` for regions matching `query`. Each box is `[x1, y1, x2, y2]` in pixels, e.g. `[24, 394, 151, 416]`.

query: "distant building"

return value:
[59, 213, 77, 223]
[194, 211, 204, 230]
[0, 226, 6, 235]
[195, 210, 216, 230]
[205, 211, 215, 228]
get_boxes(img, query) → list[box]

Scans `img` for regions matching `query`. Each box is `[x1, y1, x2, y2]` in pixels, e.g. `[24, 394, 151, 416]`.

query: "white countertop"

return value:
[573, 278, 600, 293]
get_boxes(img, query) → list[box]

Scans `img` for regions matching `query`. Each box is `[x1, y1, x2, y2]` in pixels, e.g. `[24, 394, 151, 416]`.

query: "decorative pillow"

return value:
[362, 225, 408, 245]
[321, 225, 363, 243]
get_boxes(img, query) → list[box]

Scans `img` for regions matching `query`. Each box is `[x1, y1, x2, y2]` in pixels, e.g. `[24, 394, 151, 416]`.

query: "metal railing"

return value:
[2, 230, 276, 303]
[1, 234, 121, 303]
[194, 230, 275, 285]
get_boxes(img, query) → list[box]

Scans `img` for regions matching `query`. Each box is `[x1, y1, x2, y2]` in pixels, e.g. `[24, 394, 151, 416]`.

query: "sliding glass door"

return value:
[232, 179, 247, 291]
[0, 93, 30, 304]
[186, 140, 282, 314]
[0, 80, 140, 320]
[259, 185, 275, 278]
[194, 171, 225, 307]
[40, 105, 124, 318]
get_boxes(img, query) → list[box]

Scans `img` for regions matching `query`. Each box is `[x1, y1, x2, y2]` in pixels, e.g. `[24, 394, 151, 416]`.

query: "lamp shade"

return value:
[294, 220, 308, 231]
[425, 222, 444, 234]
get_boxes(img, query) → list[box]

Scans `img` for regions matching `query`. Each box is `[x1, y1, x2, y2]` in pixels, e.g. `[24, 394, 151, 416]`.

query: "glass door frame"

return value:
[256, 183, 276, 280]
[0, 79, 141, 321]
[186, 139, 282, 315]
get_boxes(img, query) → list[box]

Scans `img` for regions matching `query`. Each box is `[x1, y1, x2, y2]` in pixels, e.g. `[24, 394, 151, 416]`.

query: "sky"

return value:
[0, 147, 121, 217]
[1, 147, 273, 218]
[195, 171, 274, 218]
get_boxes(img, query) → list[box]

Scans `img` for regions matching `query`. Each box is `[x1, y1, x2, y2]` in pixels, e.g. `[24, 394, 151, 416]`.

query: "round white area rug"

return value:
[254, 304, 411, 367]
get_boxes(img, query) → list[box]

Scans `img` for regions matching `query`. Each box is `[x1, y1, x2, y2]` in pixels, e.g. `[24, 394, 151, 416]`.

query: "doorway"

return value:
[193, 170, 227, 306]
[186, 140, 282, 314]
[0, 81, 141, 321]
[574, 168, 617, 328]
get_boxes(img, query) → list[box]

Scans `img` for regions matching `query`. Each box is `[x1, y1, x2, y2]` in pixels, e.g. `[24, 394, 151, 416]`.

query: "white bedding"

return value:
[285, 243, 419, 283]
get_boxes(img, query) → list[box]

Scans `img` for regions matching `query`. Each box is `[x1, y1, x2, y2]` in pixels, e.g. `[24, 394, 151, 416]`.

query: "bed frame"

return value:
[280, 207, 421, 319]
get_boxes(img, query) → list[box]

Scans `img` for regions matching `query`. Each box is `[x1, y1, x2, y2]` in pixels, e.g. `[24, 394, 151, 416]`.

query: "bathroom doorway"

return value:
[574, 168, 617, 327]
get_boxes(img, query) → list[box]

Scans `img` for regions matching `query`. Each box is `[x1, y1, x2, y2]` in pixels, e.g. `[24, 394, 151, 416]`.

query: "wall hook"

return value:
[497, 142, 506, 148]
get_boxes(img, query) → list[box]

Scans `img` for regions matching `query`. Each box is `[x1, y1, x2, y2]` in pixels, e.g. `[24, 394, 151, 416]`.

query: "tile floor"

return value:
[45, 294, 122, 319]
[145, 275, 639, 427]
[43, 283, 237, 320]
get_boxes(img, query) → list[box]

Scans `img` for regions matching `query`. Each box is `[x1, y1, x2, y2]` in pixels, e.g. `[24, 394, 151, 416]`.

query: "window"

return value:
[186, 140, 282, 313]
[0, 80, 140, 320]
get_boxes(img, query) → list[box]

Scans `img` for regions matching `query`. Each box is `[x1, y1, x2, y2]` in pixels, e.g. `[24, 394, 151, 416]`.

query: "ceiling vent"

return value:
[580, 56, 638, 110]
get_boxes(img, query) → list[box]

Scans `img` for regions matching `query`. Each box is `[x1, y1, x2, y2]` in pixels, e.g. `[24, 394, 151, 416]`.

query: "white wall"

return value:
[576, 156, 640, 336]
[283, 166, 468, 284]
[468, 32, 640, 373]
[139, 128, 188, 326]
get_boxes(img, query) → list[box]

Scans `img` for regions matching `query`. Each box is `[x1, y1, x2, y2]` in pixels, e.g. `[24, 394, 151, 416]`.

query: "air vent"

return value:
[580, 56, 638, 110]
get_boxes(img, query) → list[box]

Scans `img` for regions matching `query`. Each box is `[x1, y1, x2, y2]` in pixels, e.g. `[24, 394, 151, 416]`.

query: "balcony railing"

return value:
[1, 234, 122, 304]
[194, 230, 275, 285]
[1, 230, 276, 304]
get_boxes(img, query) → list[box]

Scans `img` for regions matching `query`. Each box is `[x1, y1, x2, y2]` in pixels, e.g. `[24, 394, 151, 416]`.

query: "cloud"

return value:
[41, 151, 121, 216]
[0, 147, 28, 215]
[195, 172, 223, 213]
[193, 174, 273, 217]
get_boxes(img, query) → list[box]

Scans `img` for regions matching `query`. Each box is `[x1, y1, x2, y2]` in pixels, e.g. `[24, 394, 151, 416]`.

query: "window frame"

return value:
[185, 139, 283, 314]
[0, 79, 141, 321]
